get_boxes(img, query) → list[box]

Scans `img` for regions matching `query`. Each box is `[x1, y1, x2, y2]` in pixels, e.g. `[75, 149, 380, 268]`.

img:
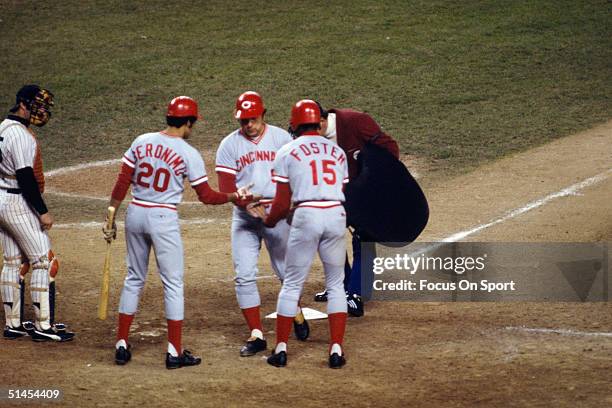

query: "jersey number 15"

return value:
[136, 163, 170, 192]
[309, 159, 336, 186]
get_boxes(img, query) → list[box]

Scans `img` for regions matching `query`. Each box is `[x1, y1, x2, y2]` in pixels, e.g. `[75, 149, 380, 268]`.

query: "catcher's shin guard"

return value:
[30, 251, 58, 331]
[1, 256, 25, 328]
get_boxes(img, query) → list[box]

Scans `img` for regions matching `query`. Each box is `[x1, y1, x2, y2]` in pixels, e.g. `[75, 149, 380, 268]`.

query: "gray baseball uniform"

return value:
[271, 135, 349, 317]
[119, 131, 209, 320]
[216, 125, 292, 309]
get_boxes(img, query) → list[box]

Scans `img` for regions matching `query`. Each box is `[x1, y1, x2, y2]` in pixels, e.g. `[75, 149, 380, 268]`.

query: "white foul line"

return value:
[505, 326, 612, 338]
[441, 169, 612, 242]
[46, 159, 121, 177]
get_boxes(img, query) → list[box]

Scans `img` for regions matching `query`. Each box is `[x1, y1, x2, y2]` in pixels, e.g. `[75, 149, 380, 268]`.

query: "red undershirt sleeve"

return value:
[217, 172, 237, 193]
[264, 182, 292, 227]
[217, 171, 252, 208]
[194, 182, 231, 205]
[111, 163, 134, 202]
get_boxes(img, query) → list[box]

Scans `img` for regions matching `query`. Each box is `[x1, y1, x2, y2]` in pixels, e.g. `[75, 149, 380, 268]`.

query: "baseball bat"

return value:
[98, 206, 116, 320]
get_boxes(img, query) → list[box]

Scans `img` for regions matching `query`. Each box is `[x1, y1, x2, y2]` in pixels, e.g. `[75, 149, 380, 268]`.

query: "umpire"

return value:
[313, 103, 400, 317]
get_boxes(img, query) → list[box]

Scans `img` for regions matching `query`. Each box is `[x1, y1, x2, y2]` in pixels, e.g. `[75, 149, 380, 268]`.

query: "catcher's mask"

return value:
[12, 85, 54, 127]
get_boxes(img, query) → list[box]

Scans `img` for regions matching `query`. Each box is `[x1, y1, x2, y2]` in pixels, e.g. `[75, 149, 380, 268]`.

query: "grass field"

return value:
[0, 0, 610, 173]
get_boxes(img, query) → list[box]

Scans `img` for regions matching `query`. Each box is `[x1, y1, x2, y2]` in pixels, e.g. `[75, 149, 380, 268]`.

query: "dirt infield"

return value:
[1, 122, 610, 407]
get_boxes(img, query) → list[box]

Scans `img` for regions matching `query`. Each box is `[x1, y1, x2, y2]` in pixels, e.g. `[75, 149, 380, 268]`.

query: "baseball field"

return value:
[1, 1, 611, 407]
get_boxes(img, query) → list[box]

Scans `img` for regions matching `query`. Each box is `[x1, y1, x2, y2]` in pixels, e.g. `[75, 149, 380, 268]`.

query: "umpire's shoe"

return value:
[293, 313, 310, 342]
[267, 351, 287, 368]
[3, 321, 35, 339]
[240, 337, 267, 357]
[347, 293, 364, 317]
[166, 349, 201, 369]
[115, 342, 132, 365]
[31, 324, 75, 342]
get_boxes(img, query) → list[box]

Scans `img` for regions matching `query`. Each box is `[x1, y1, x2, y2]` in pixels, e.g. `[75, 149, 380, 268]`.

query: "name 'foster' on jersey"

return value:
[272, 135, 349, 203]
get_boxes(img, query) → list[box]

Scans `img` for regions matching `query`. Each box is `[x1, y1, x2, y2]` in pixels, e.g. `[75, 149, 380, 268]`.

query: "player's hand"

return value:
[102, 218, 117, 243]
[246, 202, 266, 220]
[39, 212, 54, 230]
[236, 182, 254, 201]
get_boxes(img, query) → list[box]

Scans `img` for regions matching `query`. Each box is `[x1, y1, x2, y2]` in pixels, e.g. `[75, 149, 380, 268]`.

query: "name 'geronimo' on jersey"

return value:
[216, 125, 292, 198]
[272, 136, 349, 203]
[122, 131, 208, 205]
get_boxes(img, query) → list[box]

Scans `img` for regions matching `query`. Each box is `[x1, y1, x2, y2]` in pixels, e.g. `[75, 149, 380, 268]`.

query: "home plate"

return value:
[265, 307, 328, 320]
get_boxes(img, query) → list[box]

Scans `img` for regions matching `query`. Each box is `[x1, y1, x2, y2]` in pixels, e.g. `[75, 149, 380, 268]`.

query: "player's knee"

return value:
[31, 250, 58, 278]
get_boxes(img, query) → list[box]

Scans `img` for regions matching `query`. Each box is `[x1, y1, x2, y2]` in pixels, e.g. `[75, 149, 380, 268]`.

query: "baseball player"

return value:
[215, 91, 309, 357]
[250, 99, 349, 369]
[104, 96, 249, 369]
[313, 102, 400, 317]
[0, 85, 74, 342]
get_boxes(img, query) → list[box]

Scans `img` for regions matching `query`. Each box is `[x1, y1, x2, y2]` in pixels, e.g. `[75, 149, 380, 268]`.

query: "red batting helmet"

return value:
[167, 96, 202, 119]
[234, 91, 265, 119]
[290, 99, 321, 129]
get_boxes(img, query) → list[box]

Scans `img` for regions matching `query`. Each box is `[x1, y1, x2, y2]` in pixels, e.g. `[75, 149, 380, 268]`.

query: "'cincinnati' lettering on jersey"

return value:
[130, 143, 186, 176]
[236, 150, 276, 172]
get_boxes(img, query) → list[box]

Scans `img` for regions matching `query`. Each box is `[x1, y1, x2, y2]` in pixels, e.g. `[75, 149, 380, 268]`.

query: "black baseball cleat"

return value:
[240, 337, 267, 357]
[4, 321, 36, 339]
[267, 351, 287, 367]
[115, 344, 132, 365]
[293, 318, 310, 341]
[347, 293, 364, 317]
[329, 353, 346, 369]
[4, 325, 28, 339]
[166, 349, 202, 369]
[31, 325, 75, 342]
[314, 289, 328, 302]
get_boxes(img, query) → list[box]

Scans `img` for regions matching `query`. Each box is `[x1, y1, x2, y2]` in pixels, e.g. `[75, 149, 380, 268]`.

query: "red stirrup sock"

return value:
[276, 315, 293, 345]
[167, 319, 183, 356]
[117, 313, 134, 342]
[328, 312, 347, 351]
[241, 306, 263, 332]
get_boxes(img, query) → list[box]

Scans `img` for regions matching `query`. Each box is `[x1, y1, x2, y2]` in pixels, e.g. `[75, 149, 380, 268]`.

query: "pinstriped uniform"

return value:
[0, 118, 52, 329]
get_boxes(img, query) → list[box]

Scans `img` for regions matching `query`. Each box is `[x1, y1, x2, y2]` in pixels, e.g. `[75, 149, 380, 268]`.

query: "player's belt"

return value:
[0, 187, 21, 194]
[130, 198, 177, 210]
[294, 200, 343, 209]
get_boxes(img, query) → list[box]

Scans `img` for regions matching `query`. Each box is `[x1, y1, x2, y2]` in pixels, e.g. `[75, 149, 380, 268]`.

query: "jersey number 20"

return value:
[136, 163, 170, 192]
[309, 159, 336, 185]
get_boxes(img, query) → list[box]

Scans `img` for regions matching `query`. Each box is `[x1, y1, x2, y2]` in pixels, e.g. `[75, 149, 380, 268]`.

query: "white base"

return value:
[265, 307, 328, 320]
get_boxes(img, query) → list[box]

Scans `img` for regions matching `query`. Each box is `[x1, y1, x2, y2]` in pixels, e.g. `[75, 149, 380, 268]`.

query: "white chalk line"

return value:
[505, 326, 612, 338]
[440, 168, 612, 243]
[46, 159, 121, 177]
